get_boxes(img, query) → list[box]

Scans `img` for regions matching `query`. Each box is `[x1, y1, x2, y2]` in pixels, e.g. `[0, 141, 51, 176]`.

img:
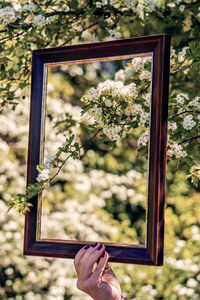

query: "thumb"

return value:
[92, 251, 109, 284]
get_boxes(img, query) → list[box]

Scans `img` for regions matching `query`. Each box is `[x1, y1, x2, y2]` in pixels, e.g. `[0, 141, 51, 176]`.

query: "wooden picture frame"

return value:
[24, 34, 171, 266]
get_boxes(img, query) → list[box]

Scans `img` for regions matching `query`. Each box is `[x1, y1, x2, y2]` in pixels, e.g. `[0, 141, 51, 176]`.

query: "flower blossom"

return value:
[138, 130, 149, 146]
[32, 14, 47, 28]
[88, 105, 104, 126]
[179, 5, 185, 12]
[114, 69, 126, 82]
[139, 70, 151, 80]
[178, 46, 189, 62]
[0, 6, 18, 25]
[101, 80, 137, 99]
[22, 2, 37, 12]
[103, 124, 121, 141]
[168, 121, 178, 132]
[176, 93, 189, 104]
[188, 96, 200, 108]
[37, 169, 50, 182]
[131, 57, 151, 72]
[167, 143, 187, 158]
[183, 114, 196, 130]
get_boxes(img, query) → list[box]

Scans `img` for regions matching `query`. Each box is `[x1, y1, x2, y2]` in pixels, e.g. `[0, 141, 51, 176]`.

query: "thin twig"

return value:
[178, 135, 200, 145]
[49, 129, 102, 183]
[170, 58, 200, 75]
[169, 110, 200, 120]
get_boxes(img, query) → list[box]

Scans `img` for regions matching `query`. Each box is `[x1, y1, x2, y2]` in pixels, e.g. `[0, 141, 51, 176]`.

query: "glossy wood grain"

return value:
[24, 34, 171, 265]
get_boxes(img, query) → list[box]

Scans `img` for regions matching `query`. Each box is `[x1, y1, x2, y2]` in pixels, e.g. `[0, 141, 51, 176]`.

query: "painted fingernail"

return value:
[101, 251, 105, 258]
[92, 242, 98, 248]
[84, 244, 90, 250]
[97, 244, 103, 250]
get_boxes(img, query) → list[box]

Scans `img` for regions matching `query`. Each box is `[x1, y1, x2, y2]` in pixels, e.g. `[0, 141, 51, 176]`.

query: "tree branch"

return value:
[178, 135, 200, 145]
[49, 129, 102, 184]
[169, 110, 200, 120]
[170, 58, 200, 75]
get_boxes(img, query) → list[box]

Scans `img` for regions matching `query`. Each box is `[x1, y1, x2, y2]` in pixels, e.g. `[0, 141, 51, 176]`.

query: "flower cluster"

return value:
[37, 169, 50, 182]
[103, 124, 121, 141]
[22, 2, 37, 12]
[168, 121, 178, 132]
[83, 79, 140, 140]
[176, 93, 189, 104]
[137, 130, 149, 146]
[189, 96, 200, 109]
[124, 0, 160, 19]
[139, 70, 151, 80]
[114, 56, 152, 82]
[0, 6, 18, 25]
[32, 14, 47, 28]
[86, 79, 138, 101]
[183, 114, 196, 130]
[167, 142, 187, 158]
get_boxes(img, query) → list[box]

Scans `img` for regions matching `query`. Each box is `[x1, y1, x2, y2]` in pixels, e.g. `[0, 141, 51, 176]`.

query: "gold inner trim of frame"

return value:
[45, 53, 152, 67]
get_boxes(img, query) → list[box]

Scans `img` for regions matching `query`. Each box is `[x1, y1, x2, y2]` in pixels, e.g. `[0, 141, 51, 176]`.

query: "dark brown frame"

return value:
[24, 34, 170, 266]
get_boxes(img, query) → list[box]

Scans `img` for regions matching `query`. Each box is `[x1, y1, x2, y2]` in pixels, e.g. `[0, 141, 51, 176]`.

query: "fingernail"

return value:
[101, 251, 105, 258]
[84, 244, 90, 250]
[97, 244, 103, 250]
[92, 242, 98, 248]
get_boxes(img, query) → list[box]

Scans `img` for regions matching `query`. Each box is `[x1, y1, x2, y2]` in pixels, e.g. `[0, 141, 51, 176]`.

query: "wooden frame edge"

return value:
[24, 34, 171, 266]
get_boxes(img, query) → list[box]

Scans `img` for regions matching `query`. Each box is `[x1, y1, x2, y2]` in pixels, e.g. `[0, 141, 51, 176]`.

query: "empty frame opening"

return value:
[36, 53, 153, 247]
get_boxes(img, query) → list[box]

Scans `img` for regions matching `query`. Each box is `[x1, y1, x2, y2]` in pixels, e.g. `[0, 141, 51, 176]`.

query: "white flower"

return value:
[87, 80, 138, 107]
[138, 130, 149, 146]
[183, 114, 196, 130]
[103, 124, 121, 141]
[108, 29, 121, 38]
[143, 93, 151, 107]
[176, 240, 186, 247]
[96, 1, 102, 8]
[176, 93, 189, 104]
[187, 278, 198, 288]
[125, 0, 137, 10]
[125, 103, 143, 117]
[168, 2, 176, 8]
[22, 2, 37, 12]
[139, 70, 151, 80]
[167, 143, 187, 158]
[0, 6, 18, 25]
[114, 70, 126, 82]
[37, 169, 50, 182]
[189, 96, 200, 108]
[32, 14, 46, 28]
[87, 87, 99, 100]
[131, 57, 145, 71]
[168, 121, 178, 132]
[139, 111, 149, 126]
[178, 46, 189, 62]
[179, 4, 185, 12]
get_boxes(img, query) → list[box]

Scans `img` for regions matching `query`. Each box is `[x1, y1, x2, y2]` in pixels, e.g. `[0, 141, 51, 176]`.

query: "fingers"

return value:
[83, 243, 105, 266]
[74, 243, 105, 275]
[74, 244, 92, 271]
[93, 251, 109, 284]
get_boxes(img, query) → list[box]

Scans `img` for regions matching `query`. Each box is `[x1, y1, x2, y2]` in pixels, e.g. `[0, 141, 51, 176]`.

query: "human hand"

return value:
[74, 243, 122, 300]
